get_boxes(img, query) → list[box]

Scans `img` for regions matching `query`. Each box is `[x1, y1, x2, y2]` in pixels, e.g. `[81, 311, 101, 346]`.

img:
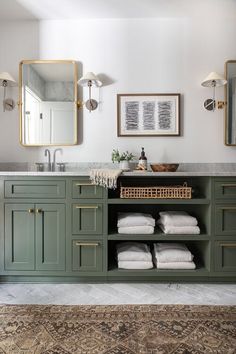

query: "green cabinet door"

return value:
[72, 203, 103, 234]
[35, 204, 65, 271]
[214, 241, 236, 272]
[5, 204, 35, 270]
[72, 239, 103, 272]
[215, 205, 236, 235]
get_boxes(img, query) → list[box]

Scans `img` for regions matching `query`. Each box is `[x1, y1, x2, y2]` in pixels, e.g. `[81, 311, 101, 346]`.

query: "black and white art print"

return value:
[117, 94, 180, 136]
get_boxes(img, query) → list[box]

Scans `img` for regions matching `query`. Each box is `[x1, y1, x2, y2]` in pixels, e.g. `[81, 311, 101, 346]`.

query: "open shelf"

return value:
[108, 240, 211, 276]
[108, 198, 210, 205]
[108, 266, 209, 276]
[108, 230, 210, 241]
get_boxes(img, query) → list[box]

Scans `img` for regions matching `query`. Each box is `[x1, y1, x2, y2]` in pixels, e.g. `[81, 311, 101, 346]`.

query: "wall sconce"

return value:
[201, 71, 227, 111]
[78, 72, 102, 112]
[0, 72, 16, 112]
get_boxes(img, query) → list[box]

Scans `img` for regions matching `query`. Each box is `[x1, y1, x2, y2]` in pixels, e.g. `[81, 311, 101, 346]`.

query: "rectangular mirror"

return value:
[19, 60, 78, 146]
[225, 60, 236, 145]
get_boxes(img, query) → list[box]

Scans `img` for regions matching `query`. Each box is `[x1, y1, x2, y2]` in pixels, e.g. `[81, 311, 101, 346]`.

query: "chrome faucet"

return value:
[52, 148, 63, 171]
[44, 149, 51, 171]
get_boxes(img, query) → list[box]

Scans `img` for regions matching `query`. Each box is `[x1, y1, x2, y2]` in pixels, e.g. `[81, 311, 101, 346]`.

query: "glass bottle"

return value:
[138, 147, 147, 170]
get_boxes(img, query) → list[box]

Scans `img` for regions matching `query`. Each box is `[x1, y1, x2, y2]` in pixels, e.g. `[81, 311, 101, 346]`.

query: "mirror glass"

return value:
[20, 60, 77, 146]
[225, 60, 236, 145]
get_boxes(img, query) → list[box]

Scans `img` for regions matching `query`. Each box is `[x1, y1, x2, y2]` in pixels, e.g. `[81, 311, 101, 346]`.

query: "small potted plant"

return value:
[111, 149, 135, 170]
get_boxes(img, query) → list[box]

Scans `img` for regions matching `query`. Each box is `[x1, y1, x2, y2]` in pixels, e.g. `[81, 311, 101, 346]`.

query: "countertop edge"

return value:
[0, 171, 236, 177]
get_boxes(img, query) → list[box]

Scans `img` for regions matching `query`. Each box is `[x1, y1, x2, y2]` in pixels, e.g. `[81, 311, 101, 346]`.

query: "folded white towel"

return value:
[154, 243, 193, 262]
[118, 260, 153, 269]
[117, 213, 155, 228]
[154, 260, 196, 270]
[158, 224, 200, 235]
[118, 226, 154, 234]
[158, 211, 198, 227]
[117, 242, 152, 262]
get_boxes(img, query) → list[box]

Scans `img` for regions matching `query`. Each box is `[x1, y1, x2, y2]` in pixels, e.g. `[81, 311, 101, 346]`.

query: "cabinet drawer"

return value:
[72, 239, 103, 272]
[5, 180, 66, 199]
[214, 241, 236, 272]
[215, 205, 236, 235]
[72, 203, 103, 234]
[215, 180, 236, 200]
[72, 179, 103, 199]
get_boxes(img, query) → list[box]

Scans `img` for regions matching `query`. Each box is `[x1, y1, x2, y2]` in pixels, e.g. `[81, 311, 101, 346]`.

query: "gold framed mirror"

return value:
[225, 60, 236, 146]
[19, 60, 78, 146]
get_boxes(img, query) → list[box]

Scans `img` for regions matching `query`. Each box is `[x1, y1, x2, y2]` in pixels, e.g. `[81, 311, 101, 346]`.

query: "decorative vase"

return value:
[119, 160, 130, 171]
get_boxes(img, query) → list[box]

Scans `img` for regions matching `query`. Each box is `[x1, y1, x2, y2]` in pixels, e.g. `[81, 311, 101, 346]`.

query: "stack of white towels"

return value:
[117, 213, 155, 234]
[153, 243, 196, 269]
[157, 211, 200, 234]
[117, 242, 153, 269]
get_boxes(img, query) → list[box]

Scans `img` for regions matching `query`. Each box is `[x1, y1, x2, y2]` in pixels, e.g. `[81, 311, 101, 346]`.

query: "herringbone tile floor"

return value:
[0, 283, 235, 305]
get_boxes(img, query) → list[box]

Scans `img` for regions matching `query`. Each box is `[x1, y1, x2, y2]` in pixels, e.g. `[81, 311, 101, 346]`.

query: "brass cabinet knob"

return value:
[28, 209, 34, 213]
[36, 209, 42, 213]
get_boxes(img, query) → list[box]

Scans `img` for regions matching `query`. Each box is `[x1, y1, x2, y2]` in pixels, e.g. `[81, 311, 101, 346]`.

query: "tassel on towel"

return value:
[90, 169, 122, 189]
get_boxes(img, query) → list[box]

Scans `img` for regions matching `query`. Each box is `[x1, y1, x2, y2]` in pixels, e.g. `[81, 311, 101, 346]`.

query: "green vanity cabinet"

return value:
[71, 239, 103, 272]
[72, 203, 103, 235]
[1, 175, 236, 282]
[4, 203, 66, 271]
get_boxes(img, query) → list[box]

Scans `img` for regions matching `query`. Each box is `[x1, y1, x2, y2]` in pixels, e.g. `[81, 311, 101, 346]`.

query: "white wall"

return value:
[1, 2, 236, 163]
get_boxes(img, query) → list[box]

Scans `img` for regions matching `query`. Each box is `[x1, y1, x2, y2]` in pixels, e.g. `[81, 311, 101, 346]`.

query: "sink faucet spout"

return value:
[44, 149, 52, 171]
[52, 148, 63, 171]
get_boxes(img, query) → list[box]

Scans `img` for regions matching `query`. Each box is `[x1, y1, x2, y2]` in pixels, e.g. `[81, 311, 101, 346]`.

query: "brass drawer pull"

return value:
[75, 183, 92, 186]
[28, 209, 34, 213]
[219, 243, 236, 247]
[75, 205, 98, 209]
[36, 209, 42, 213]
[74, 242, 99, 247]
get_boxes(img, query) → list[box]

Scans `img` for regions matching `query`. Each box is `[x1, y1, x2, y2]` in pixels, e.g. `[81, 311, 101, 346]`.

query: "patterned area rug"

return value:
[0, 304, 235, 353]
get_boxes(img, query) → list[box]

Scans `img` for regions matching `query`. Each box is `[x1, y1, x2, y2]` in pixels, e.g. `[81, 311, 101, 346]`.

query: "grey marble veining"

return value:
[0, 283, 235, 305]
[0, 162, 236, 176]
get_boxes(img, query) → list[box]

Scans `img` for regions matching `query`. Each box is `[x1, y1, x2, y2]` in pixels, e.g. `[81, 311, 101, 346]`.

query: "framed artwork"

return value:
[117, 93, 180, 137]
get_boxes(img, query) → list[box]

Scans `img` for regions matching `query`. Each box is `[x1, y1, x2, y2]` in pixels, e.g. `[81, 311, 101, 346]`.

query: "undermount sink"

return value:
[35, 162, 66, 172]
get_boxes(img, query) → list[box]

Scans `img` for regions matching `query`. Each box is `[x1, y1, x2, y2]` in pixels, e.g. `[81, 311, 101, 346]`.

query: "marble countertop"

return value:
[0, 162, 236, 176]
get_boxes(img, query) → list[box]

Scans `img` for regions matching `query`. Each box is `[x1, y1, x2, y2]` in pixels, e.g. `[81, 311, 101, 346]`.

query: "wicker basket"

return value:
[120, 182, 192, 199]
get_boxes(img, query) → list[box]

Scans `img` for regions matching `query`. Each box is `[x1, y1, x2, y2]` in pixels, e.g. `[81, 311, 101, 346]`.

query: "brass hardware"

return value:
[75, 205, 98, 209]
[75, 183, 92, 186]
[28, 209, 34, 213]
[74, 242, 99, 247]
[219, 243, 236, 247]
[77, 100, 84, 109]
[36, 209, 42, 213]
[217, 101, 227, 109]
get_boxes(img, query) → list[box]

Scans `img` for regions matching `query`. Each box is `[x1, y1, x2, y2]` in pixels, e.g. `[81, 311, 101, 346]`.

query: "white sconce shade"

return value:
[0, 72, 16, 86]
[77, 72, 102, 112]
[78, 72, 102, 87]
[201, 72, 227, 87]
